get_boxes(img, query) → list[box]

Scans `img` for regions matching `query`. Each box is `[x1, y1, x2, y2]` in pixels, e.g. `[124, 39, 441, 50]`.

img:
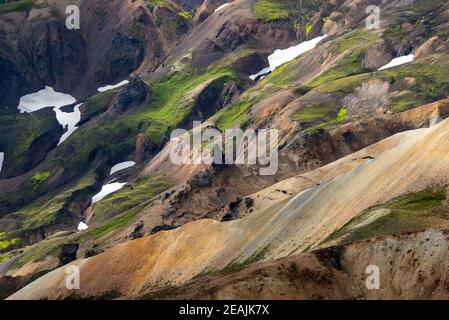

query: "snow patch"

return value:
[92, 182, 127, 204]
[18, 86, 76, 113]
[56, 103, 82, 145]
[110, 161, 136, 175]
[77, 222, 89, 231]
[378, 54, 414, 71]
[214, 3, 230, 12]
[97, 80, 129, 93]
[249, 67, 271, 81]
[17, 86, 83, 145]
[0, 152, 4, 174]
[250, 35, 328, 80]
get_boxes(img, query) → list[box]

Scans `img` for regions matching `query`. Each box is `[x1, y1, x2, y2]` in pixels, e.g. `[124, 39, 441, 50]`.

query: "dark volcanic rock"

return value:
[94, 33, 144, 86]
[244, 197, 254, 208]
[363, 41, 393, 71]
[135, 133, 159, 163]
[150, 224, 176, 235]
[130, 221, 145, 239]
[222, 197, 242, 221]
[232, 53, 268, 76]
[192, 39, 225, 69]
[116, 74, 150, 113]
[189, 169, 214, 188]
[84, 244, 103, 258]
[58, 243, 79, 266]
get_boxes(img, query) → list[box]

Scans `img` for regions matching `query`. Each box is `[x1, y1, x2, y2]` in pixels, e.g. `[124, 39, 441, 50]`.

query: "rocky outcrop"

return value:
[232, 52, 268, 77]
[363, 41, 393, 71]
[58, 243, 79, 267]
[181, 76, 241, 128]
[115, 75, 150, 113]
[94, 34, 144, 86]
[134, 134, 159, 163]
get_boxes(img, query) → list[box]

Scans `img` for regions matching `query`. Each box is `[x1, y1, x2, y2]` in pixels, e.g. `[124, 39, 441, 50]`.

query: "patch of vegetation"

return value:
[80, 204, 145, 240]
[308, 29, 379, 88]
[305, 22, 313, 37]
[259, 60, 296, 89]
[124, 67, 236, 144]
[252, 0, 289, 23]
[377, 58, 449, 113]
[9, 235, 64, 270]
[293, 100, 347, 132]
[0, 110, 61, 177]
[78, 90, 115, 124]
[90, 175, 168, 223]
[143, 0, 191, 19]
[0, 237, 20, 251]
[5, 172, 97, 233]
[129, 17, 144, 42]
[30, 171, 49, 189]
[216, 101, 252, 131]
[323, 188, 448, 245]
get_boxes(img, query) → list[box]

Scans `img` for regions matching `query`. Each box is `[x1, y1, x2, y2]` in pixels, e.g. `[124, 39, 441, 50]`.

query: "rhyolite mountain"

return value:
[1, 0, 449, 299]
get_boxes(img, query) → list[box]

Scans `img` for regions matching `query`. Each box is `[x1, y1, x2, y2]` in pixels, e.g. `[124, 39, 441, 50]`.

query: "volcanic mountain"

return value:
[1, 0, 449, 300]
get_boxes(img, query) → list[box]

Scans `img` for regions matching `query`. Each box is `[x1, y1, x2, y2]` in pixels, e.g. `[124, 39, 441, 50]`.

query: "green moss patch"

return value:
[90, 175, 168, 223]
[323, 188, 448, 245]
[377, 58, 449, 113]
[80, 204, 145, 241]
[216, 100, 252, 131]
[293, 100, 347, 132]
[252, 0, 289, 23]
[309, 29, 379, 88]
[0, 111, 61, 176]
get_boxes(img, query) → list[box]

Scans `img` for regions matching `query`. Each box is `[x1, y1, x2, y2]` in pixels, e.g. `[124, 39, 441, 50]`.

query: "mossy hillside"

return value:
[308, 29, 380, 88]
[79, 204, 146, 241]
[252, 0, 333, 30]
[383, 0, 448, 44]
[48, 68, 232, 188]
[1, 172, 97, 236]
[4, 194, 151, 271]
[1, 64, 237, 235]
[256, 29, 378, 92]
[376, 57, 449, 113]
[78, 89, 116, 125]
[3, 177, 162, 270]
[8, 231, 68, 270]
[0, 66, 237, 238]
[311, 54, 449, 112]
[123, 66, 236, 144]
[216, 100, 252, 131]
[251, 0, 289, 23]
[323, 188, 448, 245]
[0, 236, 20, 252]
[292, 98, 347, 131]
[90, 175, 168, 224]
[0, 110, 61, 177]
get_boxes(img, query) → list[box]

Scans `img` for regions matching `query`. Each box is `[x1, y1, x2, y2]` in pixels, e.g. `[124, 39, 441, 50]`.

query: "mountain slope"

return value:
[9, 115, 449, 299]
[1, 0, 449, 300]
